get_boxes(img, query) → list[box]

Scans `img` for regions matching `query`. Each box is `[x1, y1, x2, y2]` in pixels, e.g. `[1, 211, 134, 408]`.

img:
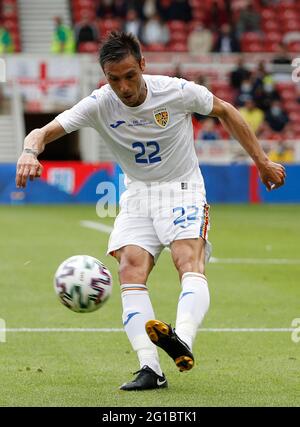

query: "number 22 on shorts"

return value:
[173, 206, 199, 228]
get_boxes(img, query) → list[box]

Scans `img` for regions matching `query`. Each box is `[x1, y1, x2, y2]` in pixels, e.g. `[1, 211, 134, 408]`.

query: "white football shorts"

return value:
[107, 180, 210, 263]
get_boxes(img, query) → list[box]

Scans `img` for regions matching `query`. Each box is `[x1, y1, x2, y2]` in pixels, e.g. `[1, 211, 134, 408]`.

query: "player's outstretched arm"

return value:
[16, 119, 66, 189]
[209, 96, 286, 191]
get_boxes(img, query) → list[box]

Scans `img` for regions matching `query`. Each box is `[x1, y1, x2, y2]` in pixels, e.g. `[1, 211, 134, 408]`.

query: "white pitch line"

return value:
[80, 220, 300, 265]
[209, 258, 300, 265]
[1, 328, 294, 333]
[80, 220, 113, 233]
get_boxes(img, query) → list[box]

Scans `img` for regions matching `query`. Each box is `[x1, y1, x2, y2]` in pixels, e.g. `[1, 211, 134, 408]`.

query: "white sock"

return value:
[175, 272, 210, 351]
[121, 284, 162, 376]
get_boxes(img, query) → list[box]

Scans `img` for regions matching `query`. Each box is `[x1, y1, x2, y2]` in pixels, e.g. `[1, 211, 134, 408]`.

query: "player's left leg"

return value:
[115, 245, 167, 390]
[146, 237, 210, 372]
[171, 237, 210, 351]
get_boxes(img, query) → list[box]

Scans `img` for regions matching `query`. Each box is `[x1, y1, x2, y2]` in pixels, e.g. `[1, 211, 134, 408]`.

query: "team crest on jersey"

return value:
[153, 107, 169, 128]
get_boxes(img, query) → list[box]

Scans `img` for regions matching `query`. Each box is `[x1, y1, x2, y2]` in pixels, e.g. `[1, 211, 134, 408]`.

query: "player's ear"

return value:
[140, 57, 146, 72]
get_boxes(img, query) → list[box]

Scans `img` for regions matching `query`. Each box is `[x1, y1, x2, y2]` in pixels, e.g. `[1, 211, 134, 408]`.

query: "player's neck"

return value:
[135, 79, 147, 106]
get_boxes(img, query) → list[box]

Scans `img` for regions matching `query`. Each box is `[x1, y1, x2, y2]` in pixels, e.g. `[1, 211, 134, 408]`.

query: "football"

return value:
[54, 255, 113, 313]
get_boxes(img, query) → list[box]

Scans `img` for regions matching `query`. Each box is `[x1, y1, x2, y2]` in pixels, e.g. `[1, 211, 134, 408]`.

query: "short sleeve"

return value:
[55, 93, 98, 133]
[181, 80, 214, 116]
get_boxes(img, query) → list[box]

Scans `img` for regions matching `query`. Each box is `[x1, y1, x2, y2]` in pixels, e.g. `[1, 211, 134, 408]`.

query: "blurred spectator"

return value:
[239, 97, 264, 135]
[230, 56, 251, 90]
[168, 0, 192, 22]
[173, 63, 186, 79]
[123, 9, 143, 40]
[0, 21, 14, 53]
[272, 43, 291, 65]
[259, 0, 280, 5]
[195, 74, 211, 91]
[75, 14, 99, 49]
[213, 24, 240, 53]
[265, 100, 289, 132]
[268, 140, 294, 163]
[235, 78, 255, 106]
[223, 0, 233, 25]
[143, 0, 157, 19]
[128, 0, 146, 20]
[253, 74, 281, 112]
[96, 0, 114, 18]
[141, 13, 170, 46]
[113, 0, 128, 19]
[251, 60, 267, 91]
[236, 2, 261, 34]
[199, 118, 220, 140]
[188, 24, 213, 55]
[204, 1, 229, 32]
[156, 0, 172, 21]
[51, 17, 75, 54]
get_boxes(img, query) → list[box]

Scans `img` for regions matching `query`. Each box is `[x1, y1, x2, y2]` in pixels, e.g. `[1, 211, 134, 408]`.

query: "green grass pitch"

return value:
[0, 204, 299, 407]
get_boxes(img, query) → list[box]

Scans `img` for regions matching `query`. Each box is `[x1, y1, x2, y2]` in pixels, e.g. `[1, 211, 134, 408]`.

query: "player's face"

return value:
[104, 55, 146, 107]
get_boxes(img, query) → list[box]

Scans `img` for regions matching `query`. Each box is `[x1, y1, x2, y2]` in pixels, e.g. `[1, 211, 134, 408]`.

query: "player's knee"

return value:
[118, 258, 149, 284]
[174, 257, 198, 278]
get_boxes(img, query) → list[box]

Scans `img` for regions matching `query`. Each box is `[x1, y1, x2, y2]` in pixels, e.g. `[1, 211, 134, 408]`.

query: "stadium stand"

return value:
[1, 0, 299, 143]
[0, 0, 21, 51]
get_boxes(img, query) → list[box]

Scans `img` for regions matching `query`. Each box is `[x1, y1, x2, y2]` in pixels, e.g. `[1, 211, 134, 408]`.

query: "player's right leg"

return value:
[107, 187, 166, 390]
[114, 245, 167, 391]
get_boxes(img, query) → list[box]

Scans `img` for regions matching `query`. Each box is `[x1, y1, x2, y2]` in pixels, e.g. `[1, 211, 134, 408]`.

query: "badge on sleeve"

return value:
[153, 107, 169, 128]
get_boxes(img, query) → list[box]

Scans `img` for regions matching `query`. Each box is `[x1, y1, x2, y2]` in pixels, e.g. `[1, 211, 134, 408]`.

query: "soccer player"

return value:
[15, 32, 286, 391]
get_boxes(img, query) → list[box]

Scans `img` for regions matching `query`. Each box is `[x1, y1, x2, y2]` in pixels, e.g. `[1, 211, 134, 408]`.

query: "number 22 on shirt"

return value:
[132, 141, 161, 164]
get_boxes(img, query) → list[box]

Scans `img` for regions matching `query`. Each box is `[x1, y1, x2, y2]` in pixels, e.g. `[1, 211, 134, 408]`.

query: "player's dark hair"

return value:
[99, 31, 142, 69]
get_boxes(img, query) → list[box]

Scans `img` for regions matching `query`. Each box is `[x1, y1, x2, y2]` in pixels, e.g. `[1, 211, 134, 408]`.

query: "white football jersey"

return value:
[56, 75, 213, 186]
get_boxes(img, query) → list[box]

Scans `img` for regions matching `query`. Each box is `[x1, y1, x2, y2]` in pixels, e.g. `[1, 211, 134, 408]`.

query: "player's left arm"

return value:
[209, 95, 286, 190]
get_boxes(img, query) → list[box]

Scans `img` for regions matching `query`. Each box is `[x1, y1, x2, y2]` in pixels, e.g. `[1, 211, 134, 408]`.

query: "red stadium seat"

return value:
[214, 89, 234, 103]
[281, 20, 300, 32]
[262, 20, 280, 31]
[192, 9, 206, 21]
[276, 82, 294, 91]
[78, 41, 99, 53]
[72, 0, 94, 8]
[168, 41, 188, 52]
[281, 9, 300, 20]
[290, 122, 300, 133]
[98, 18, 121, 35]
[170, 31, 188, 43]
[73, 8, 96, 22]
[143, 43, 167, 52]
[241, 40, 264, 52]
[241, 32, 263, 42]
[188, 20, 205, 32]
[283, 101, 299, 114]
[287, 41, 300, 53]
[264, 40, 279, 52]
[280, 89, 296, 102]
[3, 18, 18, 32]
[289, 111, 300, 122]
[261, 8, 276, 20]
[190, 0, 202, 6]
[265, 31, 282, 43]
[211, 81, 231, 91]
[168, 20, 187, 32]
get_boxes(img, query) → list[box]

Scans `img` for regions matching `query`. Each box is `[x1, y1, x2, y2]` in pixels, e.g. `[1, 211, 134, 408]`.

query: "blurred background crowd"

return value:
[0, 0, 299, 163]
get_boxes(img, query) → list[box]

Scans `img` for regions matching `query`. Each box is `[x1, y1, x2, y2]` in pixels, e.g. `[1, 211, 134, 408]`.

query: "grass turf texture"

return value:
[0, 204, 299, 406]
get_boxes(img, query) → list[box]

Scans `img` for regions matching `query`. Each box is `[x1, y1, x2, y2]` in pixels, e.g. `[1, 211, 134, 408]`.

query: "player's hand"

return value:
[16, 151, 43, 189]
[258, 159, 286, 191]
